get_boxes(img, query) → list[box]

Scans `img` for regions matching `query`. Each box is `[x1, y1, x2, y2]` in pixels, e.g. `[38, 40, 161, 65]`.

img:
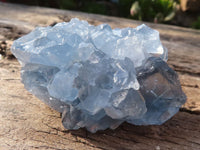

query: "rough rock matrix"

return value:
[11, 18, 186, 133]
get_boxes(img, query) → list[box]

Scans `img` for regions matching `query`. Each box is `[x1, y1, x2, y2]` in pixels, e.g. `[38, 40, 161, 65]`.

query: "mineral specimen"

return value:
[11, 18, 186, 133]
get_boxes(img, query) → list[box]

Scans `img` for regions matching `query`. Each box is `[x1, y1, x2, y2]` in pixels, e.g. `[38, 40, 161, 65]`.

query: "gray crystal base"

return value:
[11, 18, 186, 133]
[20, 57, 186, 133]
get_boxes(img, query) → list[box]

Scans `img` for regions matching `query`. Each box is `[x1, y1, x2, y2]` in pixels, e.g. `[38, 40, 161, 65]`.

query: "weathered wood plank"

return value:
[0, 2, 200, 150]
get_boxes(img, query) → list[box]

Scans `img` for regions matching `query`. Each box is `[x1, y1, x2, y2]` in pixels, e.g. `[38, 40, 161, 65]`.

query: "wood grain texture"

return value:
[0, 2, 200, 150]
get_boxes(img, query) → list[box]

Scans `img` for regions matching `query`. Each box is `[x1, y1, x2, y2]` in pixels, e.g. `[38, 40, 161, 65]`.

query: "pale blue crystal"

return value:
[11, 18, 186, 133]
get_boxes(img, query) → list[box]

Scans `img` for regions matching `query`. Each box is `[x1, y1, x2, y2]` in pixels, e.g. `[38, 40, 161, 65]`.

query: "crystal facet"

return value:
[11, 18, 186, 133]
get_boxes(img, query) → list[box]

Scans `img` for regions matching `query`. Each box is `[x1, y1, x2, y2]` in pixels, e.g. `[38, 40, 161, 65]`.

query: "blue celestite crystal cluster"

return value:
[11, 18, 186, 133]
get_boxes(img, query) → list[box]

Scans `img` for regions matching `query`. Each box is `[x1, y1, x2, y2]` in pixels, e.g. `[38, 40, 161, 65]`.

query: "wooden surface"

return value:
[0, 2, 200, 150]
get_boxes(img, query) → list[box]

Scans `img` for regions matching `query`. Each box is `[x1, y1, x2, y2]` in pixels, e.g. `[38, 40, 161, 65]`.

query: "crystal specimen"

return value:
[11, 18, 186, 133]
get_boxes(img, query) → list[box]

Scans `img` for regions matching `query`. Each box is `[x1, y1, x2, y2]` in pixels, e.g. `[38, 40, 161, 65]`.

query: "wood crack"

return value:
[180, 108, 200, 115]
